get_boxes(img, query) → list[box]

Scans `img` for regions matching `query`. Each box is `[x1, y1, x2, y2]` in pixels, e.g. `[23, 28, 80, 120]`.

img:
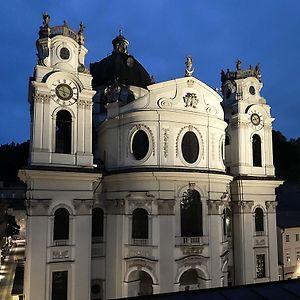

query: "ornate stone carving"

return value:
[255, 238, 266, 246]
[187, 79, 194, 87]
[207, 200, 223, 215]
[126, 192, 155, 208]
[185, 55, 194, 77]
[157, 199, 175, 215]
[52, 250, 69, 259]
[162, 128, 170, 158]
[127, 259, 155, 272]
[180, 245, 204, 255]
[73, 199, 93, 214]
[34, 92, 51, 104]
[25, 199, 50, 216]
[183, 93, 198, 108]
[104, 199, 125, 214]
[157, 98, 172, 109]
[265, 201, 277, 213]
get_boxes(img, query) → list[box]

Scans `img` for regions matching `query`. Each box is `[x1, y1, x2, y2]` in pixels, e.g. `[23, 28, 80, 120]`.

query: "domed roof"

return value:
[90, 33, 152, 89]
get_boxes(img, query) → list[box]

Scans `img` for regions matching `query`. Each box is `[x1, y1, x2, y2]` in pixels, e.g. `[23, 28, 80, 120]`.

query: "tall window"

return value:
[223, 208, 232, 236]
[92, 208, 104, 241]
[181, 189, 203, 237]
[56, 110, 72, 154]
[132, 208, 148, 239]
[255, 207, 264, 232]
[53, 208, 70, 241]
[256, 254, 265, 278]
[52, 271, 68, 300]
[252, 134, 262, 167]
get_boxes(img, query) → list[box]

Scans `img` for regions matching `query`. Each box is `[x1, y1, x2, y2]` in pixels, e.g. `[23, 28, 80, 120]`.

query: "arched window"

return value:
[132, 208, 149, 239]
[223, 208, 232, 236]
[252, 134, 262, 167]
[255, 207, 264, 232]
[53, 208, 70, 240]
[56, 110, 72, 154]
[181, 189, 203, 237]
[92, 208, 104, 241]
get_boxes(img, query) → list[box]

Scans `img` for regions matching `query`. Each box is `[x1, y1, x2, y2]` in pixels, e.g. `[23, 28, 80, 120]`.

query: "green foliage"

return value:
[0, 141, 29, 182]
[272, 130, 300, 181]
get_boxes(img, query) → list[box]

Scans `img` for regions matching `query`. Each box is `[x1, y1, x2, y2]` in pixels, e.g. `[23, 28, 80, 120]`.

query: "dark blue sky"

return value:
[1, 1, 300, 144]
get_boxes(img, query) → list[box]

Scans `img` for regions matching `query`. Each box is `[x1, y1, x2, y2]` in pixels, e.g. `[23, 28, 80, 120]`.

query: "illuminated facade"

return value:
[19, 15, 282, 300]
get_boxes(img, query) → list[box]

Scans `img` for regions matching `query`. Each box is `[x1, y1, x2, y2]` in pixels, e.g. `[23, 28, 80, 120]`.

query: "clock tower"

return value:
[29, 14, 95, 167]
[20, 15, 101, 300]
[222, 61, 282, 285]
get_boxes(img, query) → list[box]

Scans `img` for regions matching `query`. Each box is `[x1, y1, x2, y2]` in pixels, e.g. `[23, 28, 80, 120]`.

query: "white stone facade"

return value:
[19, 17, 283, 300]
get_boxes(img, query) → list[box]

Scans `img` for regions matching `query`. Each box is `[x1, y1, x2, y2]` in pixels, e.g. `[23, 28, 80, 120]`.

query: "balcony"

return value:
[131, 239, 149, 246]
[53, 239, 69, 246]
[177, 236, 208, 246]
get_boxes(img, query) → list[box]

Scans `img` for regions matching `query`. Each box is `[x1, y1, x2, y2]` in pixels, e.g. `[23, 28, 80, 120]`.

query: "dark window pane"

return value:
[252, 134, 262, 167]
[181, 190, 202, 237]
[255, 208, 264, 232]
[60, 47, 70, 60]
[56, 110, 72, 154]
[132, 130, 149, 160]
[52, 271, 68, 300]
[181, 131, 199, 164]
[92, 208, 104, 237]
[132, 208, 148, 239]
[54, 208, 69, 240]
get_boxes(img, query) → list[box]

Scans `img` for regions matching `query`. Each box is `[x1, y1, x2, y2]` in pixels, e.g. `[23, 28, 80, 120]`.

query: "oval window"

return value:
[249, 86, 256, 95]
[60, 47, 70, 60]
[132, 130, 149, 160]
[181, 131, 199, 164]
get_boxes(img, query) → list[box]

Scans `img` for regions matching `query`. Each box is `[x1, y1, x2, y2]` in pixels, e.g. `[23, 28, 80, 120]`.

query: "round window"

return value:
[181, 131, 199, 164]
[249, 86, 256, 95]
[60, 47, 70, 60]
[132, 130, 149, 160]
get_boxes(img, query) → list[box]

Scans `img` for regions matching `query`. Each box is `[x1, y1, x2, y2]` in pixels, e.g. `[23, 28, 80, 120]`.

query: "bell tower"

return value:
[29, 13, 95, 167]
[222, 61, 282, 285]
[19, 15, 101, 300]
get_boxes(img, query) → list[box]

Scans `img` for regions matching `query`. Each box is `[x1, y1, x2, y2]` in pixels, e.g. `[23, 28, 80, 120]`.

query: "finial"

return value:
[236, 59, 242, 71]
[63, 20, 69, 27]
[185, 55, 194, 77]
[79, 21, 85, 34]
[42, 13, 50, 27]
[119, 28, 122, 36]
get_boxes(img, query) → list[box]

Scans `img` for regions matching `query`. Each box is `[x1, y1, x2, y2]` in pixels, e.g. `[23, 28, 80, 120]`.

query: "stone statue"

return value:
[185, 55, 194, 77]
[79, 22, 85, 34]
[236, 59, 242, 71]
[42, 13, 50, 27]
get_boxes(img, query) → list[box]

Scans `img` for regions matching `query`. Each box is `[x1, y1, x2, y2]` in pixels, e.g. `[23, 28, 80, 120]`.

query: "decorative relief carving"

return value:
[255, 238, 266, 246]
[162, 128, 170, 158]
[183, 93, 199, 108]
[127, 259, 155, 271]
[180, 245, 204, 255]
[187, 79, 194, 87]
[126, 192, 155, 207]
[128, 249, 151, 258]
[73, 199, 93, 214]
[77, 99, 92, 109]
[265, 201, 277, 213]
[207, 200, 223, 215]
[157, 98, 172, 109]
[157, 199, 175, 215]
[25, 199, 50, 215]
[104, 199, 125, 214]
[34, 92, 51, 104]
[231, 201, 254, 213]
[52, 250, 69, 259]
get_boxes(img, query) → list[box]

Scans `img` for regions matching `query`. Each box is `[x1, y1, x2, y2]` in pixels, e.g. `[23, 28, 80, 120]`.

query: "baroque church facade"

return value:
[19, 15, 282, 300]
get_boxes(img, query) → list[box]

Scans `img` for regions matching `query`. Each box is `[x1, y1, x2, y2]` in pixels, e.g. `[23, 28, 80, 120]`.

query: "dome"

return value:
[90, 33, 152, 89]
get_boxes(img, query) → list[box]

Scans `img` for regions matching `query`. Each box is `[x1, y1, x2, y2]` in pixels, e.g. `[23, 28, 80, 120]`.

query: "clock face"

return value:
[251, 113, 260, 126]
[51, 79, 78, 106]
[56, 84, 73, 100]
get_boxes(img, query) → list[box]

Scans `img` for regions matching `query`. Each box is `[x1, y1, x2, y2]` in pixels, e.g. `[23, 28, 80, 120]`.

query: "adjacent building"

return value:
[19, 15, 283, 300]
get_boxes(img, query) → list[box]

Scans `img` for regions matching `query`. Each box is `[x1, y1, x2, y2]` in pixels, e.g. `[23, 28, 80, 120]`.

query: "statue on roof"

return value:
[236, 59, 242, 71]
[42, 13, 50, 27]
[185, 55, 194, 77]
